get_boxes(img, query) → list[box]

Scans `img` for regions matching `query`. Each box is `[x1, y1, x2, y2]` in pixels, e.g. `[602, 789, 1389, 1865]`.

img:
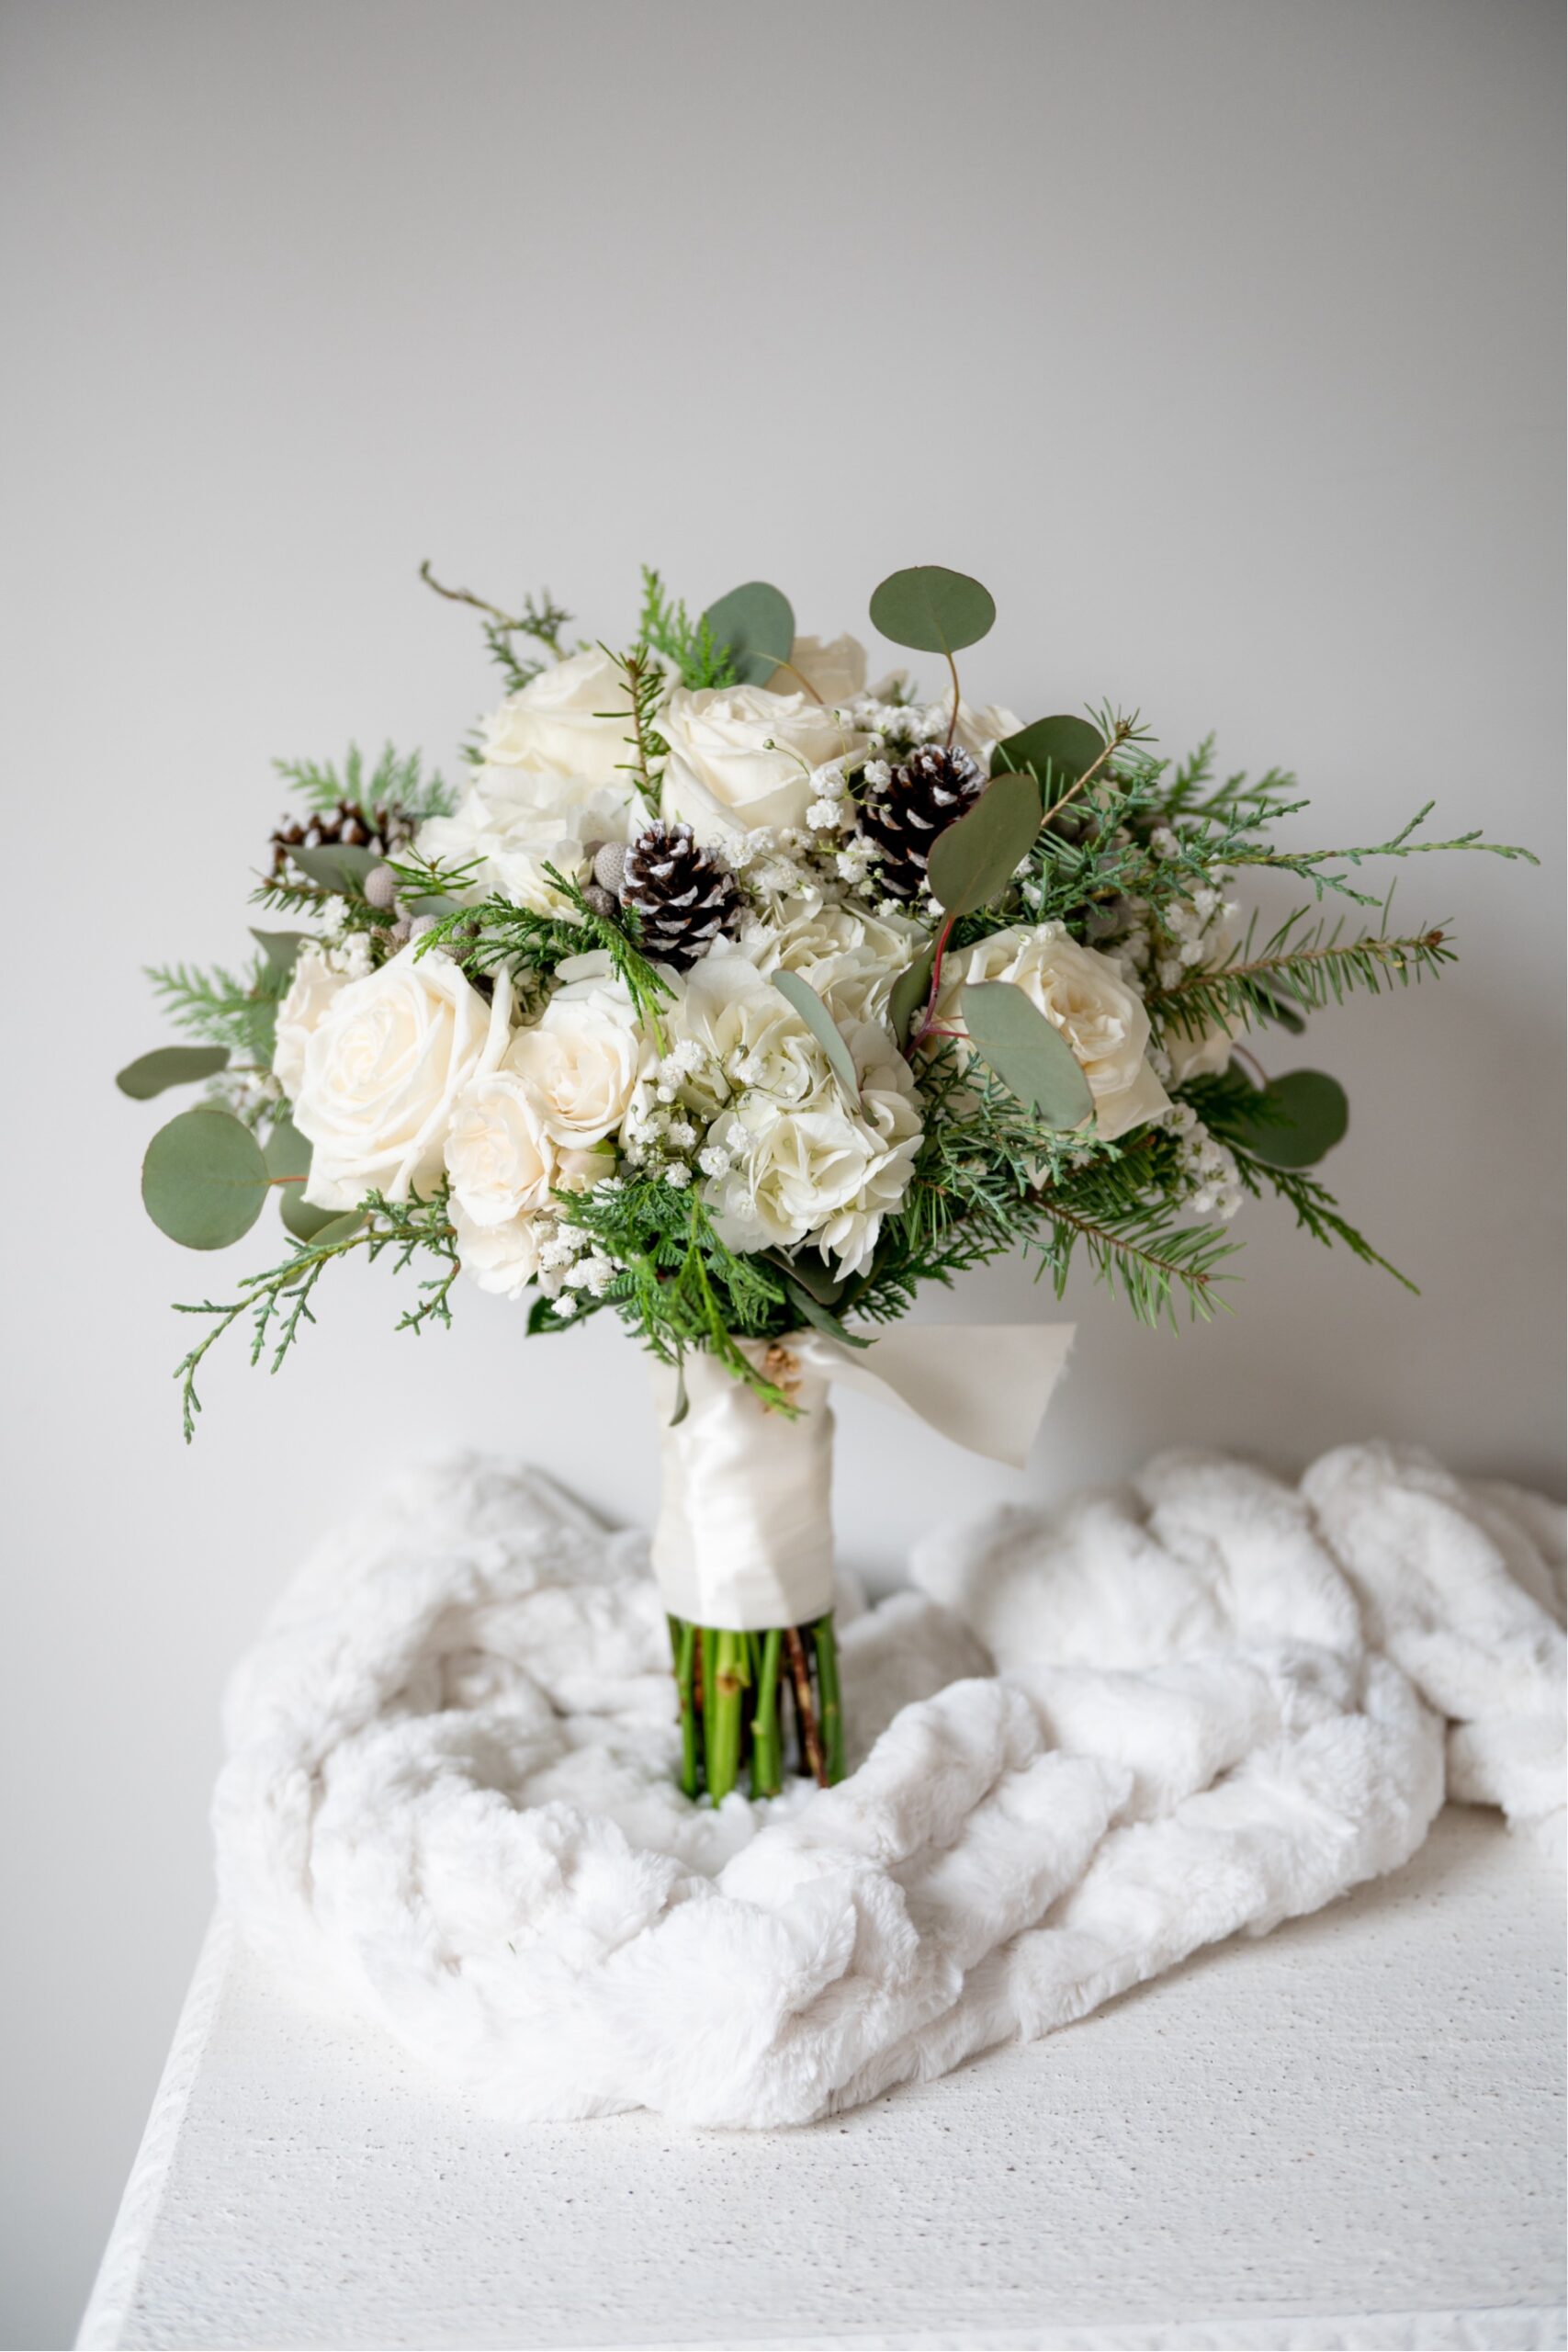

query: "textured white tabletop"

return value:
[79, 1808, 1564, 2352]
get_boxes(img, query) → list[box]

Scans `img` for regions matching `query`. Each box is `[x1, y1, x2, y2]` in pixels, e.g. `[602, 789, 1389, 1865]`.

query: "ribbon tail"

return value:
[803, 1322, 1075, 1470]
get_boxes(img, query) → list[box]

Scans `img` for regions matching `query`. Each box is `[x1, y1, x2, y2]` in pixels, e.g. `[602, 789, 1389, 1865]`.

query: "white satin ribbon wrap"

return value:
[648, 1322, 1074, 1631]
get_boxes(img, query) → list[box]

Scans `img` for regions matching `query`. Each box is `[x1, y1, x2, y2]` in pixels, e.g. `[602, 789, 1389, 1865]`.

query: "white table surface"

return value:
[78, 1808, 1565, 2352]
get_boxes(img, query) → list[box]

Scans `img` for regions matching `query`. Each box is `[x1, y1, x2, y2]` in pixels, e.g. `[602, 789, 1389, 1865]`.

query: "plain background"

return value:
[1, 1, 1562, 2342]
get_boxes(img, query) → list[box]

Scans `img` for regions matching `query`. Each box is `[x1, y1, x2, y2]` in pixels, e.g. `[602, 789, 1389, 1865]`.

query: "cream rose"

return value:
[935, 923, 1170, 1141]
[768, 633, 867, 707]
[414, 766, 634, 917]
[660, 684, 872, 842]
[479, 645, 647, 788]
[734, 895, 925, 1030]
[505, 963, 649, 1148]
[444, 1060, 603, 1299]
[293, 949, 512, 1210]
[272, 943, 361, 1100]
[449, 1204, 544, 1301]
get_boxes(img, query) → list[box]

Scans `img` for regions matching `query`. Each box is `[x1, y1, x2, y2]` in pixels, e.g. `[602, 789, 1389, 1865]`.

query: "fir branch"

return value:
[273, 741, 452, 820]
[1226, 802, 1538, 904]
[637, 566, 736, 690]
[1231, 1149, 1416, 1292]
[146, 953, 288, 1060]
[420, 560, 572, 693]
[1148, 916, 1458, 1039]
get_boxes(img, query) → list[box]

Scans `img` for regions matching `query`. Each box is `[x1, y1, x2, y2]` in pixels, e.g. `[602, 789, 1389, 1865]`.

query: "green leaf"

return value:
[773, 1248, 848, 1307]
[262, 1117, 340, 1240]
[994, 716, 1106, 804]
[702, 582, 795, 687]
[782, 1277, 873, 1348]
[298, 1210, 367, 1248]
[888, 937, 938, 1045]
[115, 1045, 230, 1100]
[288, 842, 379, 894]
[1229, 1070, 1348, 1169]
[926, 772, 1041, 918]
[141, 1108, 270, 1250]
[869, 565, 996, 655]
[249, 928, 310, 975]
[771, 970, 860, 1098]
[960, 982, 1096, 1131]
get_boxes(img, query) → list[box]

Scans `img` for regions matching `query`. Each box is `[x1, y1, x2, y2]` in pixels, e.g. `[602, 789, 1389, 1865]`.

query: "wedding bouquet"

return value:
[120, 561, 1529, 1801]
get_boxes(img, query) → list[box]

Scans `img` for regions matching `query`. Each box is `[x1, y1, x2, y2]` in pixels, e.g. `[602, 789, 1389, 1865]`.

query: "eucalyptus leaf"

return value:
[994, 715, 1106, 804]
[296, 1209, 367, 1250]
[703, 581, 795, 687]
[115, 1045, 230, 1101]
[925, 772, 1042, 918]
[961, 982, 1096, 1131]
[249, 927, 310, 975]
[1228, 1069, 1348, 1170]
[888, 937, 938, 1045]
[141, 1108, 271, 1250]
[771, 970, 860, 1098]
[868, 565, 996, 656]
[774, 1249, 848, 1307]
[262, 1117, 339, 1241]
[289, 842, 380, 894]
[782, 1279, 873, 1349]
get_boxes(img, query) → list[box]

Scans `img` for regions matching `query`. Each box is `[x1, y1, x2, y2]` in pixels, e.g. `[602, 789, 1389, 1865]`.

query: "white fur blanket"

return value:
[214, 1444, 1564, 2129]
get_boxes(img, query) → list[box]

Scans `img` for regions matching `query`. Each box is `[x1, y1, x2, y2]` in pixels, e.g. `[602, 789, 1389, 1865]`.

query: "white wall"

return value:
[2, 2, 1561, 2340]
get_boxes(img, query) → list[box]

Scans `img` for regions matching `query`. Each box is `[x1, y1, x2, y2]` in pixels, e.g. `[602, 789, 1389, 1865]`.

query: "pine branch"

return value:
[602, 641, 668, 812]
[1227, 802, 1538, 904]
[146, 954, 288, 1059]
[637, 566, 735, 689]
[1148, 918, 1458, 1038]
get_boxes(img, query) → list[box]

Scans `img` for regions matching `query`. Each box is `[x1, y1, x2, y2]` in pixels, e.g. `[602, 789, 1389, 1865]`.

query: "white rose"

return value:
[768, 633, 867, 707]
[444, 1066, 558, 1229]
[702, 1023, 920, 1271]
[734, 895, 926, 1029]
[934, 923, 1170, 1142]
[479, 646, 646, 788]
[660, 684, 873, 843]
[414, 766, 634, 916]
[294, 949, 513, 1210]
[272, 944, 353, 1100]
[505, 971, 649, 1148]
[450, 1204, 544, 1301]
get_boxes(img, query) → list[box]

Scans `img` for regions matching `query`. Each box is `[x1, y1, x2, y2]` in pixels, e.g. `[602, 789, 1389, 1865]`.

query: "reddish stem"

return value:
[913, 913, 957, 1045]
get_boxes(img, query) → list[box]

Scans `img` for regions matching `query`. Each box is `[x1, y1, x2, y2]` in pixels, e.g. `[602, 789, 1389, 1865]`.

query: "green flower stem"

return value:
[750, 1628, 784, 1799]
[670, 1615, 699, 1802]
[708, 1629, 749, 1805]
[813, 1617, 844, 1786]
[667, 1612, 844, 1803]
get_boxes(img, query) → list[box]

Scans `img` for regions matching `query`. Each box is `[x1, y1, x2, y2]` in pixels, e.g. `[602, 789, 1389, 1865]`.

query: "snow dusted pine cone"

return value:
[619, 821, 740, 969]
[856, 745, 985, 899]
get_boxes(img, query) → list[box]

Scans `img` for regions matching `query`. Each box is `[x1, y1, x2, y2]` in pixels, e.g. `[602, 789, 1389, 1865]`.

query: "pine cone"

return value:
[856, 746, 984, 899]
[619, 821, 740, 968]
[270, 798, 413, 878]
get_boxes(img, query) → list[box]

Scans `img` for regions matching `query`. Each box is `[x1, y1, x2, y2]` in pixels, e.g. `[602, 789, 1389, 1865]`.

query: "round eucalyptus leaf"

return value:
[289, 842, 379, 894]
[1231, 1069, 1348, 1169]
[703, 582, 795, 686]
[961, 982, 1096, 1132]
[926, 772, 1042, 918]
[291, 1206, 365, 1249]
[868, 566, 996, 656]
[263, 1116, 311, 1183]
[249, 927, 310, 975]
[115, 1044, 230, 1101]
[141, 1108, 270, 1250]
[994, 715, 1106, 802]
